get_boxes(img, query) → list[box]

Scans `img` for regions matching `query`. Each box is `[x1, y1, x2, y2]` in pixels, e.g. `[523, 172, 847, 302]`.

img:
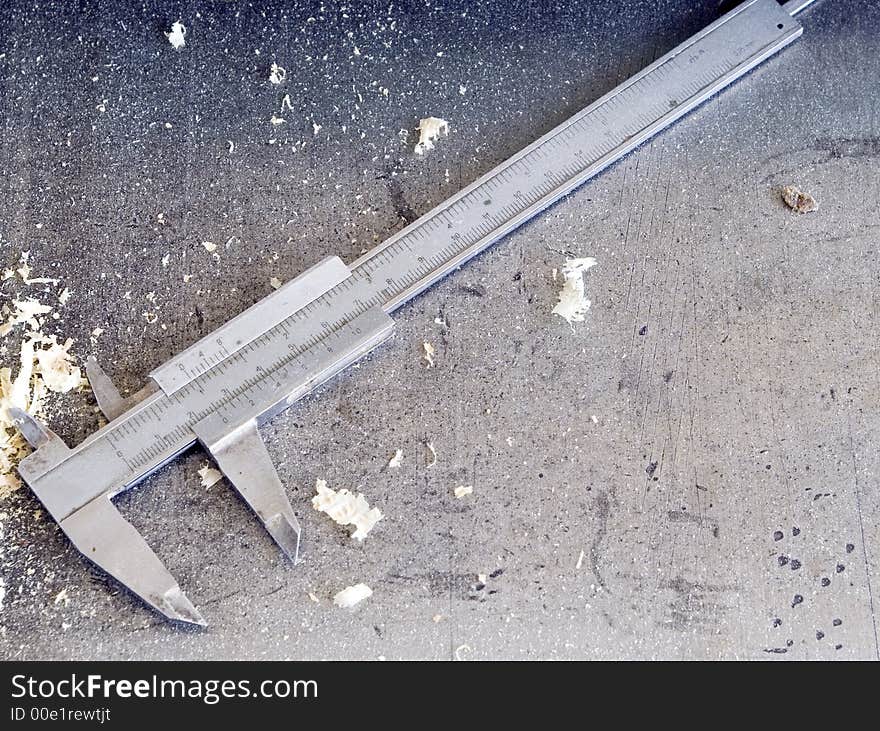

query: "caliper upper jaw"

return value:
[85, 357, 126, 420]
[86, 357, 159, 421]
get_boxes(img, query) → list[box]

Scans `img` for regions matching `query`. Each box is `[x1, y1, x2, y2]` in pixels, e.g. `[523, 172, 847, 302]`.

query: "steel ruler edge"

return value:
[12, 0, 819, 625]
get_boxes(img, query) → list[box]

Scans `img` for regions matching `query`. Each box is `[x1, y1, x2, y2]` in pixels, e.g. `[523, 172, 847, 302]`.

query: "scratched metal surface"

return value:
[0, 0, 877, 660]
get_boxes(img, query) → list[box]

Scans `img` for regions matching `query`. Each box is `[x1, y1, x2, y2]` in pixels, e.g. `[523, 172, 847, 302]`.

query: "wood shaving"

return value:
[414, 117, 449, 155]
[425, 441, 437, 468]
[782, 185, 818, 214]
[311, 478, 383, 541]
[387, 449, 403, 469]
[165, 21, 187, 50]
[453, 485, 473, 499]
[333, 583, 372, 608]
[269, 277, 283, 290]
[422, 341, 435, 368]
[15, 253, 58, 286]
[197, 462, 222, 489]
[0, 298, 52, 336]
[53, 588, 69, 605]
[1, 266, 87, 498]
[201, 241, 217, 253]
[552, 257, 597, 326]
[34, 337, 83, 392]
[268, 62, 287, 85]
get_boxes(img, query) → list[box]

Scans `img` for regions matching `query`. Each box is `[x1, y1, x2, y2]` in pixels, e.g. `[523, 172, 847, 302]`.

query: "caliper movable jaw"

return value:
[189, 303, 395, 567]
[13, 257, 395, 626]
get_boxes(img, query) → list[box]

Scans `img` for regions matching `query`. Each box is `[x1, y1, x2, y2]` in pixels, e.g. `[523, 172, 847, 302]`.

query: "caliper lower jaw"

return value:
[14, 412, 208, 627]
[13, 256, 395, 626]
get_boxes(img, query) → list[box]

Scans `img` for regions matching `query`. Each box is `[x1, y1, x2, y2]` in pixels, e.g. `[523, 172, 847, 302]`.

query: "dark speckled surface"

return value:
[1, 0, 878, 659]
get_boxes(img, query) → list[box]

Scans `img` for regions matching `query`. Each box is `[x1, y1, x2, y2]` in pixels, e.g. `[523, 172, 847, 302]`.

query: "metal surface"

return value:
[10, 0, 816, 625]
[783, 0, 820, 16]
[4, 0, 877, 658]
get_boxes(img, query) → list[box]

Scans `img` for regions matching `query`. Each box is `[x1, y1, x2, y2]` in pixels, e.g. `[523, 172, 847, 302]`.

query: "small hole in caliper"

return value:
[777, 23, 784, 29]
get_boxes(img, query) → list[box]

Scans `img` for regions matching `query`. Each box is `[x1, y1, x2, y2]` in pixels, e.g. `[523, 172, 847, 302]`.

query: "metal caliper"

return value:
[11, 0, 820, 625]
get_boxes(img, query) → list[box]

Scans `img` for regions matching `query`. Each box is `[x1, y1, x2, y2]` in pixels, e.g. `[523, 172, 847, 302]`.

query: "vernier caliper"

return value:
[11, 0, 819, 625]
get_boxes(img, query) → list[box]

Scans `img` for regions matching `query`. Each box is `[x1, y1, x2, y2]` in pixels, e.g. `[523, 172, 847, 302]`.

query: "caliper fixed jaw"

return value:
[61, 495, 207, 627]
[13, 408, 207, 627]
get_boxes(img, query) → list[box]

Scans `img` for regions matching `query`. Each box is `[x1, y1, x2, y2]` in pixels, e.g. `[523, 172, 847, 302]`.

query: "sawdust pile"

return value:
[782, 184, 818, 214]
[552, 257, 597, 326]
[197, 462, 223, 489]
[387, 449, 403, 469]
[311, 478, 383, 541]
[165, 21, 187, 50]
[333, 583, 372, 608]
[422, 340, 435, 368]
[268, 62, 287, 85]
[414, 117, 449, 155]
[1, 256, 86, 498]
